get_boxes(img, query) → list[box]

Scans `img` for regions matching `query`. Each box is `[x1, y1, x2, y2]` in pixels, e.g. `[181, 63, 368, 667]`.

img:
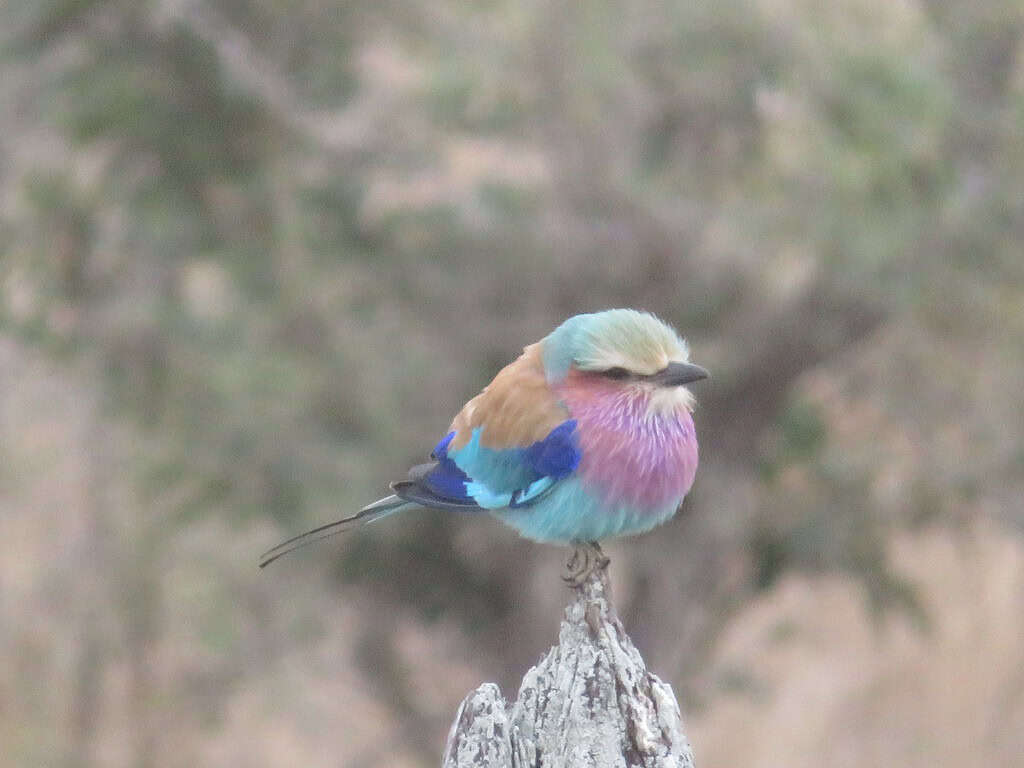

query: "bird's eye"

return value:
[602, 367, 631, 380]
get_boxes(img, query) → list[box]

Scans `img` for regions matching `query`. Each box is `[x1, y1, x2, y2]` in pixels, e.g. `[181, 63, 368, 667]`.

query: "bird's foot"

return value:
[562, 541, 610, 588]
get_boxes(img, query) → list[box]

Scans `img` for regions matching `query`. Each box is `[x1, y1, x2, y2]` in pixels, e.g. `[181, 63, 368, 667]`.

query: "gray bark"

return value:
[442, 559, 696, 768]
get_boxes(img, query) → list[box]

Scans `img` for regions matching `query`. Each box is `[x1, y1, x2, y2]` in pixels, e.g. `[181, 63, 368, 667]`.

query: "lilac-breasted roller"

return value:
[259, 309, 707, 573]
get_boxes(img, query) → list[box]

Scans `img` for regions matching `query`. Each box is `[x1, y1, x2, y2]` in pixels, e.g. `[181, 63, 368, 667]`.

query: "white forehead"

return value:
[572, 310, 689, 375]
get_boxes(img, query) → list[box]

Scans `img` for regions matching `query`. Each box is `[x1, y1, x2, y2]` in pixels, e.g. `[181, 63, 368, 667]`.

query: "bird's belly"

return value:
[492, 477, 681, 543]
[484, 378, 700, 543]
[494, 415, 699, 543]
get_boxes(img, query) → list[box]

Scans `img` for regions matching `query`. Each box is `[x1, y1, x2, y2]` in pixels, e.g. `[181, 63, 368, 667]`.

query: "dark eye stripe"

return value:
[602, 367, 632, 380]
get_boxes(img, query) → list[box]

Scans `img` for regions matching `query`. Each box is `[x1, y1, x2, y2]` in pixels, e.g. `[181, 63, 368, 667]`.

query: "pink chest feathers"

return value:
[557, 378, 699, 512]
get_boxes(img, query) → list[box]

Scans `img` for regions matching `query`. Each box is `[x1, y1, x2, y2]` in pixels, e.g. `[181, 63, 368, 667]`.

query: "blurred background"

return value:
[1, 0, 1023, 766]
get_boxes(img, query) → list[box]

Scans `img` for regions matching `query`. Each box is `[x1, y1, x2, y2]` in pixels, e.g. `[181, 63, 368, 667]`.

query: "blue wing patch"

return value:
[523, 420, 580, 479]
[393, 421, 581, 511]
[457, 419, 580, 509]
[424, 432, 473, 500]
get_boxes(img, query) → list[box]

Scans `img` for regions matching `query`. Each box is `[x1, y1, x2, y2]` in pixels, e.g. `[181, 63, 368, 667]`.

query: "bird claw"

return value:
[562, 541, 610, 588]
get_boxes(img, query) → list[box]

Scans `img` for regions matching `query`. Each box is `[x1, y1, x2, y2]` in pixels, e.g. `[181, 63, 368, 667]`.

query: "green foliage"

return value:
[764, 396, 828, 477]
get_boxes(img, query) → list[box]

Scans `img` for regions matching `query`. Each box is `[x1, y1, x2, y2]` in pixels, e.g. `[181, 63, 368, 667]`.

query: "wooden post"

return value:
[442, 555, 696, 768]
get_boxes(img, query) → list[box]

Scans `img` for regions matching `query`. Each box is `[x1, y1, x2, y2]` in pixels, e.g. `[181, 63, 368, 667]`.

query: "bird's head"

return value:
[541, 309, 708, 414]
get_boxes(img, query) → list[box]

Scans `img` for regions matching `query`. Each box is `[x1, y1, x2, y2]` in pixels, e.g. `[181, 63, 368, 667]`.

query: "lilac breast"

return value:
[558, 383, 699, 514]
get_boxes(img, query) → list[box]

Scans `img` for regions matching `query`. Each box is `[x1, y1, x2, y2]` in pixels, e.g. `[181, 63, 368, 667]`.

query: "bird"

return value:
[259, 309, 708, 581]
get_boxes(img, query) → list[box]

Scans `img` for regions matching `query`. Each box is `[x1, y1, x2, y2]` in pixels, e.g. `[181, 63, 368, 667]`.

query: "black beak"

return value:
[650, 362, 709, 387]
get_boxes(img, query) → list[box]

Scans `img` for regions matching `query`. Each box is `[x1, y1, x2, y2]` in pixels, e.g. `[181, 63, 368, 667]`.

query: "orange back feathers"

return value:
[449, 343, 569, 451]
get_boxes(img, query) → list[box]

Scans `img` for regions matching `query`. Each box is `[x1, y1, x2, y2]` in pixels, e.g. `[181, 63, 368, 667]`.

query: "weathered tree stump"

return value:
[442, 554, 696, 768]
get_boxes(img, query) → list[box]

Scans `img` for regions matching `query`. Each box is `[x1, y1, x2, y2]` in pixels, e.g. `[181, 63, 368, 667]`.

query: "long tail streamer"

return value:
[258, 495, 410, 568]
